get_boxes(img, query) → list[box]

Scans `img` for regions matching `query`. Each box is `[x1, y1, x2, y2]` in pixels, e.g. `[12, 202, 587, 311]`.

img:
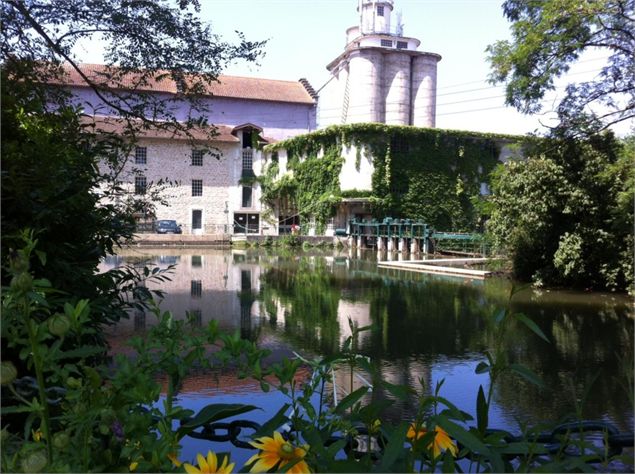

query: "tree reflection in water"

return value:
[103, 249, 634, 435]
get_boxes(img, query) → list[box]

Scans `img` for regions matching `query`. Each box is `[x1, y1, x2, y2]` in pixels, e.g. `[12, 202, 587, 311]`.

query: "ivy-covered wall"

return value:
[263, 123, 523, 232]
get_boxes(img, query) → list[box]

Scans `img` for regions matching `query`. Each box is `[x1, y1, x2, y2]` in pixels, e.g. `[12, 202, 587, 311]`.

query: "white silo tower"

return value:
[318, 0, 441, 128]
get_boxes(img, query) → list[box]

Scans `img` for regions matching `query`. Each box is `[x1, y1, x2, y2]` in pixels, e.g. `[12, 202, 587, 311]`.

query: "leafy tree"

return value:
[1, 1, 265, 331]
[487, 0, 634, 134]
[487, 132, 634, 291]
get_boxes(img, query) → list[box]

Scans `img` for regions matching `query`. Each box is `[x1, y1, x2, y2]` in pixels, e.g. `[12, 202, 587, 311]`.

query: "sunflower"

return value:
[247, 431, 310, 473]
[407, 424, 458, 459]
[182, 451, 234, 474]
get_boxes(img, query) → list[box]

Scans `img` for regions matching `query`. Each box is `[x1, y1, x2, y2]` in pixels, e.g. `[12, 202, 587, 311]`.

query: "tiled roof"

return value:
[81, 115, 239, 143]
[56, 63, 316, 105]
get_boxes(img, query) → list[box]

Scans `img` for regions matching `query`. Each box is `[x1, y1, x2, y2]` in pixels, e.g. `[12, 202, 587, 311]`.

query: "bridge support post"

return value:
[410, 238, 419, 255]
[357, 236, 364, 249]
[348, 235, 355, 248]
[422, 238, 429, 255]
[377, 236, 385, 251]
[387, 238, 396, 252]
[399, 238, 407, 253]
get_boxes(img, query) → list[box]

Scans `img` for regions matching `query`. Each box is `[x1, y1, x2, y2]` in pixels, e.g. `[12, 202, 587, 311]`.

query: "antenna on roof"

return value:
[396, 10, 404, 36]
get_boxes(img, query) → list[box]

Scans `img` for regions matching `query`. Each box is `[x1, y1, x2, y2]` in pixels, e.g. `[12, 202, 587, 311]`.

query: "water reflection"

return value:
[102, 248, 634, 438]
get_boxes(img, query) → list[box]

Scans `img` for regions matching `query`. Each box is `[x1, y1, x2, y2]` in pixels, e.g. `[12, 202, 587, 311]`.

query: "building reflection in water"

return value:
[100, 248, 634, 436]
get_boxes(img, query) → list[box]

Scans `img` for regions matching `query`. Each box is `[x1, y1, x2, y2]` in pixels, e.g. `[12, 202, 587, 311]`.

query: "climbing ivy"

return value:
[259, 144, 344, 234]
[264, 124, 524, 232]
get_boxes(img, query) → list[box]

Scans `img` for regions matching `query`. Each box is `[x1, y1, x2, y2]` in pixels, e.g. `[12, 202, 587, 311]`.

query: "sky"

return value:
[74, 0, 632, 137]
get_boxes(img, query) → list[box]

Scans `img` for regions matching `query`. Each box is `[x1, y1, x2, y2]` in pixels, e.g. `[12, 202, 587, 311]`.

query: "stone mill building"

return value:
[317, 0, 442, 128]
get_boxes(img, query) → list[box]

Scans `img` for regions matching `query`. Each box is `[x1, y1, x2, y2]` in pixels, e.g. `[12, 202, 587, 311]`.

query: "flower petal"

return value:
[184, 463, 202, 474]
[197, 453, 209, 472]
[206, 451, 218, 472]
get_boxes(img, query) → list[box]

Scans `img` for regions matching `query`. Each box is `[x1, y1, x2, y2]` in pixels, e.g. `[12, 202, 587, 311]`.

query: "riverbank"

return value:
[130, 233, 347, 248]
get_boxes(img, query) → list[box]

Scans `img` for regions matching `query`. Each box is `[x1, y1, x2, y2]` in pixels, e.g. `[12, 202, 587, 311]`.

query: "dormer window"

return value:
[377, 5, 384, 16]
[381, 39, 393, 48]
[397, 41, 408, 49]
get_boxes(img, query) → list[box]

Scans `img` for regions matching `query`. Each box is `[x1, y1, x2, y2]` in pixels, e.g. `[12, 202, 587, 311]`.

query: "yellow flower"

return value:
[183, 451, 234, 474]
[168, 452, 183, 467]
[407, 424, 458, 459]
[32, 429, 43, 442]
[247, 431, 310, 473]
[129, 461, 138, 471]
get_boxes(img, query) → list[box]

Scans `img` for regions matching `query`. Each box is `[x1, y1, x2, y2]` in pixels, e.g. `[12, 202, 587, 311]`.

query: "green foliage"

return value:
[488, 132, 634, 291]
[486, 0, 634, 133]
[264, 124, 519, 232]
[261, 145, 345, 234]
[1, 236, 266, 472]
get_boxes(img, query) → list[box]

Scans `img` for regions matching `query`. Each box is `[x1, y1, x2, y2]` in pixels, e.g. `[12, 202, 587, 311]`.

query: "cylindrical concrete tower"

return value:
[359, 0, 394, 34]
[318, 0, 441, 129]
[384, 54, 411, 125]
[347, 50, 383, 123]
[412, 55, 439, 128]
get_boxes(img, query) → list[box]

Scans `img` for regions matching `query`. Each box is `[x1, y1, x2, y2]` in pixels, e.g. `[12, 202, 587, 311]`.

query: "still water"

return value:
[102, 248, 634, 465]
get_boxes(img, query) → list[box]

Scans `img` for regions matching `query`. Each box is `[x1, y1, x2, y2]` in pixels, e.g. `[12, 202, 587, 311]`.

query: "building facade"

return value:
[62, 63, 318, 235]
[317, 0, 441, 128]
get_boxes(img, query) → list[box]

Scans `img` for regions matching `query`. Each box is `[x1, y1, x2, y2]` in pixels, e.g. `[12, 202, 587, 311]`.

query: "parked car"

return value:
[155, 220, 182, 234]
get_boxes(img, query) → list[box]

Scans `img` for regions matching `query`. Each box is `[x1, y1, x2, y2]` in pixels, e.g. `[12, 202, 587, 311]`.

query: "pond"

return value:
[101, 248, 634, 467]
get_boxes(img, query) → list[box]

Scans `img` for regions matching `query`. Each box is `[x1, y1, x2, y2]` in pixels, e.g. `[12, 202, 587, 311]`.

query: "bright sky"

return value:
[74, 0, 632, 137]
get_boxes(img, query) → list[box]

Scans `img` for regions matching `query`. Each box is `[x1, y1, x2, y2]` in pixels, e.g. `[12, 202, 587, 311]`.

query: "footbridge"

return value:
[344, 218, 486, 256]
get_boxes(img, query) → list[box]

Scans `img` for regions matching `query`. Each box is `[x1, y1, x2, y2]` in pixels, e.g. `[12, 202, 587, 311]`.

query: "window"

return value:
[397, 41, 408, 49]
[242, 149, 253, 171]
[188, 309, 202, 327]
[192, 209, 202, 229]
[381, 39, 393, 47]
[135, 147, 147, 164]
[242, 186, 253, 208]
[191, 149, 204, 166]
[191, 280, 202, 298]
[134, 176, 147, 195]
[191, 255, 202, 268]
[271, 151, 279, 163]
[242, 130, 253, 148]
[377, 5, 384, 16]
[233, 213, 259, 234]
[192, 179, 203, 196]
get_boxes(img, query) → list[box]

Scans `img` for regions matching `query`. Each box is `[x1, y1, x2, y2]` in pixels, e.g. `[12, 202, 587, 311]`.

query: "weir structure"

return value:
[345, 217, 486, 256]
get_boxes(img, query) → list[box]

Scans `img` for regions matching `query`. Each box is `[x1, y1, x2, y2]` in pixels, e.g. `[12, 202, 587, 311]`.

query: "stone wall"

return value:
[101, 137, 267, 235]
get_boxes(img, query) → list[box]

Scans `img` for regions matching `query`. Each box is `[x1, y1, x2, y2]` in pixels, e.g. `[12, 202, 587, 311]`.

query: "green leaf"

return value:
[177, 403, 259, 438]
[514, 312, 549, 343]
[334, 386, 368, 414]
[497, 441, 547, 455]
[380, 380, 415, 400]
[252, 403, 290, 438]
[378, 422, 409, 471]
[327, 460, 369, 472]
[475, 361, 490, 374]
[52, 345, 105, 361]
[476, 385, 488, 434]
[509, 364, 544, 387]
[494, 308, 506, 324]
[1, 405, 37, 414]
[435, 415, 490, 457]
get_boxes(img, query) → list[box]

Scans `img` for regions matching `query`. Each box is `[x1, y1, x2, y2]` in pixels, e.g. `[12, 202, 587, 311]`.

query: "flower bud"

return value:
[10, 253, 29, 274]
[10, 272, 32, 294]
[66, 377, 81, 389]
[21, 450, 47, 473]
[0, 361, 17, 385]
[48, 314, 71, 337]
[52, 432, 70, 450]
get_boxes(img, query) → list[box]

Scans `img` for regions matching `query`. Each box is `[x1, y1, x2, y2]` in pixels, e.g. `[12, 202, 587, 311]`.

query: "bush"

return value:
[488, 133, 634, 292]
